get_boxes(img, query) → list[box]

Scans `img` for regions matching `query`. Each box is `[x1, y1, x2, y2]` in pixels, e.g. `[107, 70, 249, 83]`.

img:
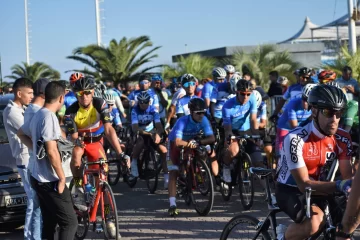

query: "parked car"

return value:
[0, 94, 26, 228]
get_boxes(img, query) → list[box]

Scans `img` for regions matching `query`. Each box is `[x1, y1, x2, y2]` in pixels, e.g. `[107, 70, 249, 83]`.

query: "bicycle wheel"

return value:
[69, 179, 90, 240]
[220, 214, 271, 240]
[146, 149, 159, 194]
[102, 181, 120, 240]
[191, 158, 214, 216]
[238, 152, 254, 210]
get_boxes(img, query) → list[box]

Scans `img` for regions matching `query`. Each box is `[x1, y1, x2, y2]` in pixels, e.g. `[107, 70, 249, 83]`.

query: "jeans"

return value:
[30, 176, 78, 240]
[18, 167, 42, 240]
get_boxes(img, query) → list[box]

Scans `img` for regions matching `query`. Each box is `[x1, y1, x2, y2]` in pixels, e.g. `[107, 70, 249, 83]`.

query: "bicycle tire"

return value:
[192, 158, 214, 216]
[107, 161, 121, 186]
[220, 214, 271, 240]
[238, 152, 254, 210]
[146, 149, 159, 194]
[102, 181, 120, 240]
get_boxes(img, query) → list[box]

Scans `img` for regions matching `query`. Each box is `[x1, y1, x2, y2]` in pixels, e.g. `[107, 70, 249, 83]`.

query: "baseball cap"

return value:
[33, 78, 50, 96]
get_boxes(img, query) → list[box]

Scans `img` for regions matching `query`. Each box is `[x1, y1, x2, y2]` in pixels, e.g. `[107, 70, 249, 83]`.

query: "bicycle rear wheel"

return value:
[238, 152, 254, 210]
[102, 181, 120, 240]
[220, 214, 271, 240]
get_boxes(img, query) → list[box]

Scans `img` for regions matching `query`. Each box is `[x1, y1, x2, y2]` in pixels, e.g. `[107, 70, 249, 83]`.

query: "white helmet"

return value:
[277, 76, 288, 85]
[252, 90, 262, 108]
[230, 74, 242, 92]
[302, 83, 317, 99]
[325, 81, 341, 89]
[212, 67, 227, 79]
[103, 92, 115, 105]
[224, 65, 235, 74]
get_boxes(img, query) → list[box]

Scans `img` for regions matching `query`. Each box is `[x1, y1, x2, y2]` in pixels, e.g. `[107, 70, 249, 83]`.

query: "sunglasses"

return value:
[153, 81, 161, 84]
[108, 104, 114, 106]
[193, 111, 206, 115]
[140, 80, 150, 85]
[76, 90, 93, 97]
[139, 101, 150, 105]
[320, 109, 343, 119]
[237, 91, 252, 96]
[183, 82, 196, 88]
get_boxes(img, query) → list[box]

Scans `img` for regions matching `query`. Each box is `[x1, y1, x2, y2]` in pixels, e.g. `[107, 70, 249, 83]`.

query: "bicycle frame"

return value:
[179, 147, 206, 190]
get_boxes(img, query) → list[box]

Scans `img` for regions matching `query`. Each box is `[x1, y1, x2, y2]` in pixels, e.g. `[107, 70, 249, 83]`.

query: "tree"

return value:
[162, 54, 216, 80]
[67, 36, 163, 84]
[231, 44, 300, 90]
[5, 62, 60, 82]
[322, 46, 360, 81]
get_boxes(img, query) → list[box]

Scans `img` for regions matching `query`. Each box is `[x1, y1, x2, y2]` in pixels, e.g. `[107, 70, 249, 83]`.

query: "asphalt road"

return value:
[1, 176, 359, 240]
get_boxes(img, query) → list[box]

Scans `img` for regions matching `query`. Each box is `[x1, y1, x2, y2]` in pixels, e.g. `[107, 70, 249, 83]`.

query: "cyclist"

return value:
[318, 69, 336, 84]
[275, 83, 317, 158]
[222, 79, 261, 183]
[277, 76, 289, 94]
[103, 92, 122, 129]
[224, 65, 235, 82]
[210, 73, 232, 123]
[151, 74, 169, 125]
[67, 72, 82, 108]
[275, 84, 353, 240]
[104, 79, 127, 120]
[129, 91, 167, 180]
[128, 74, 159, 110]
[202, 67, 226, 108]
[176, 74, 200, 117]
[167, 98, 215, 216]
[165, 76, 185, 129]
[64, 76, 130, 210]
[57, 80, 73, 123]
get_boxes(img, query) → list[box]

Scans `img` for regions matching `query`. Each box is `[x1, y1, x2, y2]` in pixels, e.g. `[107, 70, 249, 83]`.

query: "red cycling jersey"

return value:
[277, 121, 352, 186]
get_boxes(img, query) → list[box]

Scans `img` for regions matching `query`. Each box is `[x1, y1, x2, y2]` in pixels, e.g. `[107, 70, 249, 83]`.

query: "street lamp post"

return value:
[348, 0, 357, 54]
[24, 0, 30, 64]
[95, 0, 102, 46]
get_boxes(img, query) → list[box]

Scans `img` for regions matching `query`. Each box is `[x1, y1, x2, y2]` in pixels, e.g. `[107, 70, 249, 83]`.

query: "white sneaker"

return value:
[130, 161, 139, 178]
[106, 221, 120, 238]
[271, 193, 277, 205]
[276, 224, 287, 240]
[163, 173, 169, 189]
[222, 166, 232, 183]
[73, 187, 87, 212]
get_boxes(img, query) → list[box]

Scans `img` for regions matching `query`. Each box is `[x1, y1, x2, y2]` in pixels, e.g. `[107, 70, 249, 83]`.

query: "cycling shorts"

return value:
[232, 130, 263, 163]
[275, 128, 289, 157]
[84, 139, 107, 170]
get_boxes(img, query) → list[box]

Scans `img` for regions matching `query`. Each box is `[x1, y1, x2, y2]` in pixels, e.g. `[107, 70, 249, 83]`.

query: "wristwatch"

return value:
[336, 223, 353, 238]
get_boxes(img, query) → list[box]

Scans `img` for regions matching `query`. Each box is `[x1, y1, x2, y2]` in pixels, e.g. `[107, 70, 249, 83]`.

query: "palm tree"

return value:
[322, 46, 360, 81]
[67, 36, 163, 84]
[162, 54, 216, 80]
[231, 44, 300, 90]
[5, 62, 60, 82]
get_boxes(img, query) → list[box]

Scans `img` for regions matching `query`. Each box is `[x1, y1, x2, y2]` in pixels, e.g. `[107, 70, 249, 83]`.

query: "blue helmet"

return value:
[151, 74, 163, 82]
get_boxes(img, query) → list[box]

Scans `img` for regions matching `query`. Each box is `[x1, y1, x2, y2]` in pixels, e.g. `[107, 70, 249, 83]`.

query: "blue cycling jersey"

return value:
[222, 94, 257, 131]
[131, 105, 161, 132]
[277, 98, 312, 130]
[257, 102, 267, 123]
[168, 115, 214, 141]
[176, 95, 200, 115]
[283, 83, 303, 100]
[201, 81, 216, 100]
[64, 91, 77, 109]
[128, 89, 159, 107]
[110, 108, 121, 126]
[210, 82, 231, 119]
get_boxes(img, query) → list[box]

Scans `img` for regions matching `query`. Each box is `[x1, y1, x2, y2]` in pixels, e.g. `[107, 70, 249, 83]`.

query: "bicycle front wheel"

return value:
[220, 214, 271, 240]
[238, 152, 254, 210]
[146, 149, 159, 194]
[102, 181, 120, 240]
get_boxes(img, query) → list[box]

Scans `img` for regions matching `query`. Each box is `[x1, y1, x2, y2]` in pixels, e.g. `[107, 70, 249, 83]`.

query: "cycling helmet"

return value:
[72, 76, 96, 92]
[252, 90, 262, 108]
[137, 91, 151, 104]
[277, 76, 289, 85]
[224, 65, 235, 74]
[151, 74, 163, 82]
[298, 67, 312, 78]
[94, 89, 103, 98]
[188, 98, 206, 112]
[236, 79, 253, 92]
[212, 67, 227, 80]
[230, 74, 242, 92]
[302, 83, 317, 99]
[58, 80, 71, 90]
[181, 73, 197, 86]
[103, 92, 115, 105]
[318, 70, 336, 83]
[308, 84, 347, 111]
[325, 81, 341, 89]
[69, 72, 84, 85]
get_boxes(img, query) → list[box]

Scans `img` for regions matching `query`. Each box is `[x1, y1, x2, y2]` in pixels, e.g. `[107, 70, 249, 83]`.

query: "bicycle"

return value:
[70, 158, 120, 240]
[220, 166, 347, 240]
[219, 134, 259, 210]
[176, 145, 214, 216]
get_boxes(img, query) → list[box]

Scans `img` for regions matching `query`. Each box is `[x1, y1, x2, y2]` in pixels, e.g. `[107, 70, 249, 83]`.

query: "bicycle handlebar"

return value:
[229, 134, 261, 140]
[83, 158, 119, 166]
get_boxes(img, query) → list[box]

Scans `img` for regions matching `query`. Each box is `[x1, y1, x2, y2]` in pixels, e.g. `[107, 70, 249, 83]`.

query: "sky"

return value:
[0, 0, 350, 81]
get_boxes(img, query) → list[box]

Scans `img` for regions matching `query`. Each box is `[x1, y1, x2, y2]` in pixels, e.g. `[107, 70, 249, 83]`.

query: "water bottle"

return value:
[84, 183, 92, 204]
[90, 187, 97, 207]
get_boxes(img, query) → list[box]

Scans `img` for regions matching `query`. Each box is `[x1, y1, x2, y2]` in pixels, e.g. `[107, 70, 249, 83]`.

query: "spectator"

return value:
[21, 81, 77, 240]
[267, 71, 282, 97]
[249, 79, 269, 101]
[3, 78, 37, 239]
[277, 76, 289, 94]
[335, 65, 359, 101]
[243, 72, 252, 81]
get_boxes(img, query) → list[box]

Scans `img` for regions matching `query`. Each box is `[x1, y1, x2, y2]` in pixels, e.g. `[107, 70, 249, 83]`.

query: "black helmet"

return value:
[137, 91, 151, 103]
[298, 67, 312, 78]
[308, 84, 347, 111]
[181, 73, 197, 86]
[72, 76, 96, 92]
[188, 98, 206, 112]
[236, 79, 253, 92]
